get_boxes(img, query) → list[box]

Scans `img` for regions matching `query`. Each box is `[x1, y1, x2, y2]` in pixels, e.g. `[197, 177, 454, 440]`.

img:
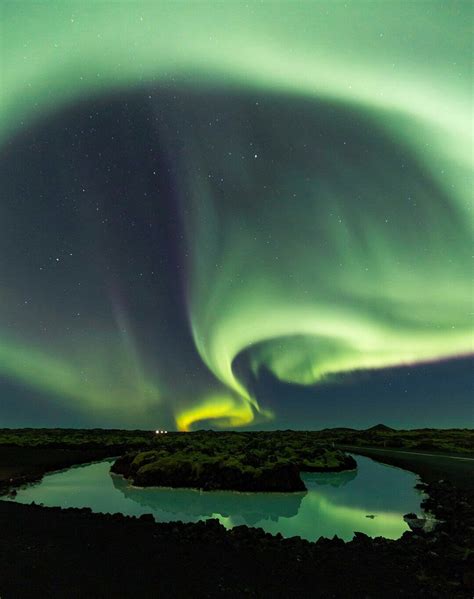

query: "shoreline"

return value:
[0, 446, 123, 496]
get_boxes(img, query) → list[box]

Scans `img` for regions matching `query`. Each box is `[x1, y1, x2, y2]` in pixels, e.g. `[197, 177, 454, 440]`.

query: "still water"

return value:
[5, 455, 423, 541]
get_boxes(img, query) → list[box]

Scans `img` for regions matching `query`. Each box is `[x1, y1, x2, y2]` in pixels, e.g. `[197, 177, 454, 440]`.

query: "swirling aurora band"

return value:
[0, 2, 472, 430]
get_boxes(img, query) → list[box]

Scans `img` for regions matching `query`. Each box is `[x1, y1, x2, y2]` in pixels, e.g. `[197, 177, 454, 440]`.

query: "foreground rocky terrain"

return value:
[0, 478, 472, 598]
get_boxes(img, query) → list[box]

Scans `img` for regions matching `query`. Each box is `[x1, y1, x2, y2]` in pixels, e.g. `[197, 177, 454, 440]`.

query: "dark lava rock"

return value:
[139, 513, 155, 523]
[352, 532, 371, 544]
[403, 513, 427, 532]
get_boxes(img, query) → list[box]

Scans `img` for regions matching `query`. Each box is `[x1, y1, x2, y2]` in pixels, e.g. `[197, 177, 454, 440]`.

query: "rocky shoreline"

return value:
[0, 477, 472, 597]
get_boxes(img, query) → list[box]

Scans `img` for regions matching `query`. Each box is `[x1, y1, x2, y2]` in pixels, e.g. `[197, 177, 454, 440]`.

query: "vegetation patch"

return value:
[111, 431, 357, 492]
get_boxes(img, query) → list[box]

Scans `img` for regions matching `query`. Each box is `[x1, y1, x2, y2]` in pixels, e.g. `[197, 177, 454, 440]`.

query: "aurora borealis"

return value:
[0, 1, 472, 430]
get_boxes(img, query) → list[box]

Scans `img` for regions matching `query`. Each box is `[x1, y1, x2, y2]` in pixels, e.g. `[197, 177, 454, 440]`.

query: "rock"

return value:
[463, 569, 474, 590]
[139, 513, 154, 522]
[352, 532, 370, 543]
[403, 514, 427, 532]
[404, 512, 418, 520]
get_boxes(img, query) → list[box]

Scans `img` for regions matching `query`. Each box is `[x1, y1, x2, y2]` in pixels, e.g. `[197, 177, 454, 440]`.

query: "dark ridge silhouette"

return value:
[365, 424, 395, 432]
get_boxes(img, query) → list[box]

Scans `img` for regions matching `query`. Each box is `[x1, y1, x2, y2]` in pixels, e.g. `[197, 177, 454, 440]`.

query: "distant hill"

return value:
[365, 424, 395, 432]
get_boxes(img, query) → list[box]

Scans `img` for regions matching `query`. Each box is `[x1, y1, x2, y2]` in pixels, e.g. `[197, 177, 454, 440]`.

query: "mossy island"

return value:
[111, 431, 357, 492]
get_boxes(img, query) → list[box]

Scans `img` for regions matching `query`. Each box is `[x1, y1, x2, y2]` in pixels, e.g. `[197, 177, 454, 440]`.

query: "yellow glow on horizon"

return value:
[176, 393, 255, 432]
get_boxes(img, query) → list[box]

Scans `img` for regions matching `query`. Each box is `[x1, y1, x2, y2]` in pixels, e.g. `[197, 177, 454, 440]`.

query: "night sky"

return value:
[0, 2, 472, 431]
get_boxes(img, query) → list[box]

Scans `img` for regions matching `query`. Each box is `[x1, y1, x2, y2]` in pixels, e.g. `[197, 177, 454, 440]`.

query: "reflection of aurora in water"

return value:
[5, 456, 424, 541]
[0, 2, 472, 430]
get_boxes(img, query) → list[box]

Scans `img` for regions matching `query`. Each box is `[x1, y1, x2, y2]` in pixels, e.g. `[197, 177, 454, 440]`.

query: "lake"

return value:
[3, 455, 423, 541]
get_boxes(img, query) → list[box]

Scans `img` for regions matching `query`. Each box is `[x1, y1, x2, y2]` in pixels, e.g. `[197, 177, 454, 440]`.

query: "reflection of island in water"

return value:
[302, 469, 357, 488]
[111, 467, 359, 527]
[111, 474, 305, 525]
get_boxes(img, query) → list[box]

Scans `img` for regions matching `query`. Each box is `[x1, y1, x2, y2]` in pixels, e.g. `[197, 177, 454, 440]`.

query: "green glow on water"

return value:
[5, 456, 424, 541]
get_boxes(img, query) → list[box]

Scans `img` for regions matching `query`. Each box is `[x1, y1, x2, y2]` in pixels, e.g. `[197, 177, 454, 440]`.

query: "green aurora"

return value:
[0, 1, 472, 430]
